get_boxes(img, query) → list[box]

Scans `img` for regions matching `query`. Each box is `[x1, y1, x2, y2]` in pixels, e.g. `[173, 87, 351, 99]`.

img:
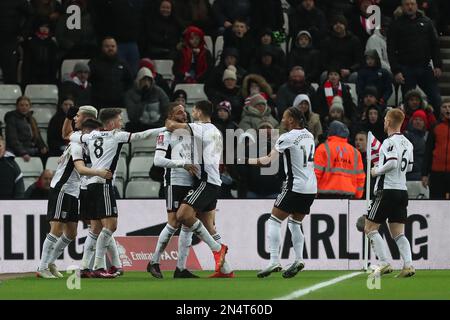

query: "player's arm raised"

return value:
[62, 106, 78, 140]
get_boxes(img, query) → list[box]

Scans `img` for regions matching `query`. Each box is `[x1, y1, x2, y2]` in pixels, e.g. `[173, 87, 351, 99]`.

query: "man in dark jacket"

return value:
[212, 0, 252, 34]
[59, 62, 92, 107]
[287, 30, 321, 83]
[387, 0, 442, 118]
[223, 18, 255, 70]
[0, 135, 25, 199]
[0, 0, 32, 84]
[89, 37, 133, 109]
[24, 169, 53, 199]
[289, 0, 328, 44]
[320, 15, 363, 83]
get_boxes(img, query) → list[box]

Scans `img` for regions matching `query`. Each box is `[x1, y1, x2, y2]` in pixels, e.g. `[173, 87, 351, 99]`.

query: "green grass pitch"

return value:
[1, 270, 449, 300]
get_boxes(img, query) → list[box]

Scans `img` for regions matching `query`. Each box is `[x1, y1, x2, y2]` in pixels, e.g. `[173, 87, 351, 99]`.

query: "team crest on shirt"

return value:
[61, 211, 67, 219]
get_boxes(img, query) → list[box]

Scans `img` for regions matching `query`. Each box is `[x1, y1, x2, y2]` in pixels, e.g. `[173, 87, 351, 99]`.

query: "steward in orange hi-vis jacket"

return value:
[314, 121, 365, 198]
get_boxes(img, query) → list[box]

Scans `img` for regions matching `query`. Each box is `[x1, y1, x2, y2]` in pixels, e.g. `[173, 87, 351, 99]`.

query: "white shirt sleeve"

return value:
[374, 141, 398, 175]
[275, 133, 292, 153]
[70, 143, 84, 162]
[114, 130, 133, 143]
[155, 131, 170, 151]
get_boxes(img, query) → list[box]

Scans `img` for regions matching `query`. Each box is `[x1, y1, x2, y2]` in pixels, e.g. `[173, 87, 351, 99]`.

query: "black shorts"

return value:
[367, 189, 408, 224]
[86, 183, 118, 220]
[79, 189, 90, 221]
[47, 188, 79, 223]
[274, 189, 315, 214]
[183, 181, 220, 212]
[165, 185, 192, 212]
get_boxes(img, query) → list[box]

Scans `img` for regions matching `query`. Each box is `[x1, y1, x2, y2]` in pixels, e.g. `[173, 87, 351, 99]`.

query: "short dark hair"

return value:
[194, 100, 213, 117]
[167, 102, 183, 116]
[99, 108, 122, 125]
[81, 118, 103, 131]
[287, 107, 306, 128]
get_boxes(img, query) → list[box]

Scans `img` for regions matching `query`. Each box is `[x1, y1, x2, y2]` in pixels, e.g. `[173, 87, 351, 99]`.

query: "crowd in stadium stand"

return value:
[0, 0, 449, 200]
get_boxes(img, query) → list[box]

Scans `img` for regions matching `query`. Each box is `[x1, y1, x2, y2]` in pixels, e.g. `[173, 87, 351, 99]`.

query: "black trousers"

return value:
[0, 41, 18, 84]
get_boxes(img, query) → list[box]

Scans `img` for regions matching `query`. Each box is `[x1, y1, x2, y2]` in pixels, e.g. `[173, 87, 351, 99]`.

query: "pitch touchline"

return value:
[273, 271, 364, 300]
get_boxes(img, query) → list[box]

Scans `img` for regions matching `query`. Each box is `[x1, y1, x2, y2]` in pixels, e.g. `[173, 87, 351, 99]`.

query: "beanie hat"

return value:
[223, 66, 237, 81]
[249, 94, 267, 108]
[332, 15, 348, 28]
[217, 100, 232, 114]
[136, 67, 153, 84]
[363, 86, 379, 99]
[139, 58, 157, 77]
[411, 109, 428, 128]
[73, 62, 90, 74]
[328, 120, 350, 138]
[330, 96, 345, 113]
[297, 30, 312, 41]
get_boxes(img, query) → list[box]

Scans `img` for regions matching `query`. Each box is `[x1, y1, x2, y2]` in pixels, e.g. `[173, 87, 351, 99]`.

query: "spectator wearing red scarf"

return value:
[173, 26, 213, 84]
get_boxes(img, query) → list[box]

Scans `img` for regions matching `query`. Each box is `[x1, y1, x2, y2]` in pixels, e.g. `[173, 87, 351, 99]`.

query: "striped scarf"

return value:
[324, 81, 342, 107]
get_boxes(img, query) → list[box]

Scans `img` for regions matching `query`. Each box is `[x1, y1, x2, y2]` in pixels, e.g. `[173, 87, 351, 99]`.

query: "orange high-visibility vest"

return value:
[314, 136, 366, 198]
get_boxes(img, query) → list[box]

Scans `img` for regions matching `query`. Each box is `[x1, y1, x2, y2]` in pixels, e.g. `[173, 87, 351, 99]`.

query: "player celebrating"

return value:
[37, 118, 112, 278]
[70, 108, 166, 278]
[248, 107, 317, 279]
[147, 103, 198, 279]
[167, 101, 229, 274]
[365, 108, 415, 277]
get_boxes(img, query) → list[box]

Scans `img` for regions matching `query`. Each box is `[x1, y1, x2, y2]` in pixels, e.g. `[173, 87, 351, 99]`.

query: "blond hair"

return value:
[386, 108, 405, 128]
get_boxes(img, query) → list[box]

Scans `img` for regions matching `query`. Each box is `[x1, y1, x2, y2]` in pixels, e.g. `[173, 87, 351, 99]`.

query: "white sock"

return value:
[176, 226, 192, 270]
[93, 228, 113, 270]
[39, 233, 58, 270]
[189, 220, 221, 252]
[212, 233, 233, 274]
[394, 234, 412, 268]
[152, 224, 177, 263]
[367, 231, 388, 263]
[49, 234, 73, 264]
[107, 235, 122, 268]
[81, 231, 98, 270]
[268, 215, 282, 265]
[288, 218, 304, 262]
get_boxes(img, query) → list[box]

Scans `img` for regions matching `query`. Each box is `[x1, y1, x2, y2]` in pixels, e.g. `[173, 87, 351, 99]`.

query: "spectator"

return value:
[249, 0, 284, 37]
[223, 18, 255, 69]
[22, 18, 58, 85]
[287, 30, 321, 83]
[353, 86, 386, 138]
[5, 96, 48, 162]
[349, 0, 377, 47]
[355, 104, 386, 142]
[59, 61, 92, 106]
[253, 28, 286, 68]
[212, 0, 253, 35]
[208, 66, 244, 122]
[241, 73, 277, 115]
[125, 67, 170, 132]
[289, 0, 328, 44]
[400, 89, 436, 132]
[365, 16, 391, 71]
[172, 89, 187, 106]
[0, 0, 32, 84]
[89, 37, 133, 109]
[249, 45, 285, 92]
[55, 0, 96, 60]
[47, 97, 74, 156]
[387, 0, 442, 118]
[354, 130, 376, 196]
[173, 26, 213, 84]
[143, 0, 183, 60]
[356, 50, 393, 106]
[316, 68, 356, 121]
[275, 66, 317, 118]
[30, 0, 62, 31]
[0, 135, 25, 199]
[422, 99, 450, 199]
[320, 15, 363, 83]
[172, 0, 215, 36]
[293, 94, 322, 145]
[317, 0, 355, 19]
[24, 169, 53, 199]
[138, 58, 172, 97]
[314, 120, 365, 199]
[205, 47, 247, 97]
[320, 96, 352, 142]
[238, 94, 279, 131]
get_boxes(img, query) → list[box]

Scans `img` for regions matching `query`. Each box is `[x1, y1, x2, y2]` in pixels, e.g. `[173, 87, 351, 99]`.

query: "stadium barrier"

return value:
[1, 200, 449, 273]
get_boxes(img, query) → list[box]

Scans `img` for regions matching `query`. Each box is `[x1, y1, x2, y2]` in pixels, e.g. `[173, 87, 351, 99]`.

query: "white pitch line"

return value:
[273, 271, 364, 300]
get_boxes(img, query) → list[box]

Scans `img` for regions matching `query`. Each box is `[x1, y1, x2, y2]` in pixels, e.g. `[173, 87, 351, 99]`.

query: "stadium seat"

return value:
[406, 181, 429, 199]
[345, 83, 358, 105]
[24, 84, 58, 105]
[45, 156, 60, 171]
[60, 59, 90, 81]
[283, 12, 289, 36]
[215, 36, 224, 63]
[39, 128, 48, 145]
[33, 106, 56, 128]
[121, 143, 130, 158]
[0, 85, 22, 105]
[153, 60, 174, 81]
[23, 177, 37, 191]
[173, 84, 207, 105]
[116, 156, 127, 181]
[0, 106, 16, 128]
[131, 138, 157, 156]
[119, 108, 129, 125]
[125, 179, 160, 198]
[15, 157, 43, 178]
[115, 179, 124, 198]
[311, 83, 319, 91]
[204, 35, 214, 56]
[128, 156, 154, 180]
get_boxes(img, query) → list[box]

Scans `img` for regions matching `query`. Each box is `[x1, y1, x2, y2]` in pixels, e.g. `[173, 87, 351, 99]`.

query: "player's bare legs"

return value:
[364, 219, 392, 275]
[389, 222, 415, 277]
[177, 203, 227, 272]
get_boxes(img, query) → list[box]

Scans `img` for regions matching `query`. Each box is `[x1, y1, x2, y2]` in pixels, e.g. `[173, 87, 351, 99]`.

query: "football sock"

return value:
[81, 231, 98, 270]
[288, 217, 304, 261]
[152, 224, 177, 264]
[107, 235, 122, 268]
[394, 234, 412, 268]
[189, 220, 221, 252]
[49, 233, 73, 264]
[367, 230, 388, 263]
[93, 228, 113, 270]
[39, 233, 58, 270]
[212, 233, 233, 274]
[268, 215, 282, 265]
[176, 226, 192, 271]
